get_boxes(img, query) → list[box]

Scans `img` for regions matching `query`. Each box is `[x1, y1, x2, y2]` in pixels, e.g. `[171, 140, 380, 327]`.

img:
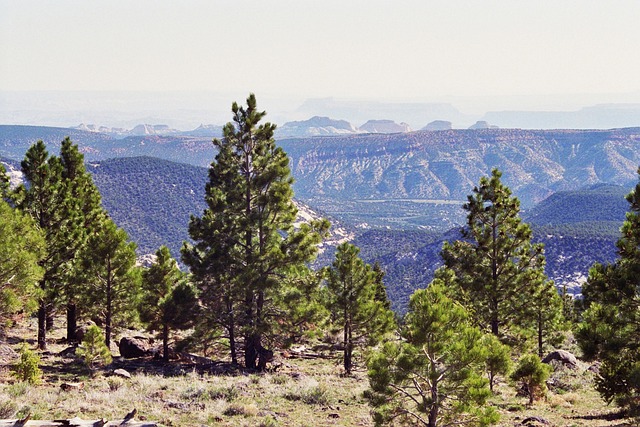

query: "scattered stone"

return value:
[58, 346, 78, 358]
[522, 416, 550, 425]
[328, 413, 340, 419]
[119, 337, 152, 358]
[588, 361, 601, 374]
[60, 381, 84, 391]
[113, 368, 132, 379]
[542, 350, 578, 368]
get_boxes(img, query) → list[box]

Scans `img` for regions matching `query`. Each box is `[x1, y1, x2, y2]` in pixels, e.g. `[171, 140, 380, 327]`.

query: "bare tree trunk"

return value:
[37, 300, 47, 350]
[162, 323, 169, 362]
[67, 302, 77, 341]
[105, 258, 112, 349]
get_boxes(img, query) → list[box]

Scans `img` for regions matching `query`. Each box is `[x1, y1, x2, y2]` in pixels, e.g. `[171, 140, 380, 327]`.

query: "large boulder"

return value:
[119, 336, 152, 358]
[542, 350, 578, 368]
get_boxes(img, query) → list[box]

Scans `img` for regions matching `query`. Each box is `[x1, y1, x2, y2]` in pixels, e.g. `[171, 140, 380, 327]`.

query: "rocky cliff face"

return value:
[280, 128, 640, 209]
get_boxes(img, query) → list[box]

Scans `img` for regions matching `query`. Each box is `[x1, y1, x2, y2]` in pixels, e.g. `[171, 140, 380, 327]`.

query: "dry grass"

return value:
[0, 316, 636, 426]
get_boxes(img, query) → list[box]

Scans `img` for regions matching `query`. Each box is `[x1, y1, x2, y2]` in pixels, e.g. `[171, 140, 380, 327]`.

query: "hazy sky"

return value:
[2, 0, 640, 103]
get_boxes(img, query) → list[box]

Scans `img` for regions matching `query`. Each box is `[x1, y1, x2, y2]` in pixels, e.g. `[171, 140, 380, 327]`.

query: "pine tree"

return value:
[326, 243, 395, 375]
[79, 218, 140, 348]
[140, 246, 198, 361]
[440, 169, 560, 344]
[183, 94, 329, 369]
[576, 169, 640, 413]
[14, 141, 69, 349]
[0, 199, 45, 328]
[59, 138, 105, 341]
[13, 139, 106, 348]
[366, 282, 499, 427]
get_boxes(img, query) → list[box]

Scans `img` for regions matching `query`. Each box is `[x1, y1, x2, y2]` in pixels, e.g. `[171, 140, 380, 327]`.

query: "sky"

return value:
[1, 0, 640, 126]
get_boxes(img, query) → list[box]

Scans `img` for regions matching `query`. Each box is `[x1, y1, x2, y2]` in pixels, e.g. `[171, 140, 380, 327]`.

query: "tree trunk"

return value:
[162, 323, 169, 362]
[67, 302, 77, 341]
[344, 317, 352, 374]
[537, 311, 543, 358]
[105, 259, 112, 349]
[227, 295, 237, 365]
[37, 300, 47, 350]
[428, 380, 439, 427]
[46, 309, 55, 331]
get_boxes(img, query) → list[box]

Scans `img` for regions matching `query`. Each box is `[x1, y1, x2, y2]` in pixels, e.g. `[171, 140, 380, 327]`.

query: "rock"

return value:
[113, 368, 132, 379]
[74, 322, 96, 342]
[542, 350, 578, 368]
[522, 416, 550, 425]
[58, 346, 78, 358]
[422, 120, 452, 131]
[60, 381, 84, 391]
[119, 336, 152, 358]
[588, 361, 601, 374]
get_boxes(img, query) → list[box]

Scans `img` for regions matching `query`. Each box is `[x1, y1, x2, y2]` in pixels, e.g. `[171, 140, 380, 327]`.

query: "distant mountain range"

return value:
[2, 125, 639, 216]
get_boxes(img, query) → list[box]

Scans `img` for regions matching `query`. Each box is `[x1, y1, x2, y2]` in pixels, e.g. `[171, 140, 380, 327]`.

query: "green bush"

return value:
[12, 344, 41, 384]
[76, 325, 112, 369]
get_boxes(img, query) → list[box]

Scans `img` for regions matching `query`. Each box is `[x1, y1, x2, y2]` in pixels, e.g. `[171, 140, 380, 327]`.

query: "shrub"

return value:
[76, 325, 112, 369]
[511, 354, 551, 405]
[12, 344, 41, 384]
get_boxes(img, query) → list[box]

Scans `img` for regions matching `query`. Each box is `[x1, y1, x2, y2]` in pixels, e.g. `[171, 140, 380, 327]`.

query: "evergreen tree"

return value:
[529, 280, 566, 357]
[440, 169, 561, 343]
[13, 139, 105, 348]
[576, 169, 640, 413]
[183, 94, 329, 369]
[482, 333, 512, 393]
[14, 141, 69, 349]
[0, 199, 45, 327]
[79, 218, 140, 348]
[367, 282, 498, 427]
[0, 164, 9, 200]
[59, 138, 105, 341]
[140, 246, 198, 361]
[510, 354, 551, 405]
[326, 243, 395, 375]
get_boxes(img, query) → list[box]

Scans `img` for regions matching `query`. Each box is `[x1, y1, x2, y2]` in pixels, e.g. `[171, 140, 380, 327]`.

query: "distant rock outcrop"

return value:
[276, 116, 360, 138]
[468, 120, 498, 130]
[422, 120, 452, 131]
[359, 119, 411, 134]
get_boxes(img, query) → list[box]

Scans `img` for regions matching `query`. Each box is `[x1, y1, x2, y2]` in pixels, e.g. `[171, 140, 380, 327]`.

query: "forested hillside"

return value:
[87, 157, 208, 258]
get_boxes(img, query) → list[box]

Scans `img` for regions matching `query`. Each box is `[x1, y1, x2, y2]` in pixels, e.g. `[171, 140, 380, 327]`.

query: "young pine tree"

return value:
[80, 218, 141, 348]
[326, 243, 395, 375]
[140, 246, 198, 361]
[367, 282, 498, 427]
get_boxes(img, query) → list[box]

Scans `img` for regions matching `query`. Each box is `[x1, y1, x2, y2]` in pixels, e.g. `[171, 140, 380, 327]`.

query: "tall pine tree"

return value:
[14, 141, 70, 349]
[183, 94, 329, 369]
[440, 169, 562, 344]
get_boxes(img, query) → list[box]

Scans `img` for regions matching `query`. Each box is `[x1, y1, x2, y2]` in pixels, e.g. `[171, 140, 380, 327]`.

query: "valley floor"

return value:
[0, 317, 635, 427]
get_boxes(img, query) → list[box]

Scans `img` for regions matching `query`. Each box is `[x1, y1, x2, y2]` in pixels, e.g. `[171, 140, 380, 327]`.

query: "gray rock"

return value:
[542, 349, 578, 367]
[113, 368, 132, 379]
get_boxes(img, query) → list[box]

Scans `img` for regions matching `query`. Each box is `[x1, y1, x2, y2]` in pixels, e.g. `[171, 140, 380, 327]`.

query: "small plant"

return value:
[284, 384, 330, 405]
[76, 325, 112, 369]
[12, 344, 41, 384]
[0, 399, 17, 418]
[511, 354, 552, 405]
[107, 377, 123, 391]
